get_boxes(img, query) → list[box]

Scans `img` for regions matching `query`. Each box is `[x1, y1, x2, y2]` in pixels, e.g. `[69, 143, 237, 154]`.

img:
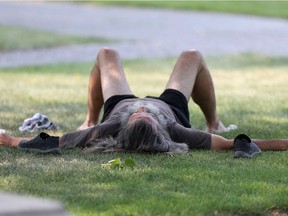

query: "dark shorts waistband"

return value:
[101, 89, 190, 128]
[146, 89, 191, 128]
[101, 94, 138, 122]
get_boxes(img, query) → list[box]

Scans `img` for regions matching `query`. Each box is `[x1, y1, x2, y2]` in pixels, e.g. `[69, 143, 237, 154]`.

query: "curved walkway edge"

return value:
[0, 2, 288, 68]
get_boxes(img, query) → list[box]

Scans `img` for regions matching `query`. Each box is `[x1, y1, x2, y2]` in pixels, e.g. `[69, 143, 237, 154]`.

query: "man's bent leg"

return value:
[97, 48, 132, 101]
[165, 50, 230, 133]
[79, 63, 104, 130]
[79, 48, 133, 130]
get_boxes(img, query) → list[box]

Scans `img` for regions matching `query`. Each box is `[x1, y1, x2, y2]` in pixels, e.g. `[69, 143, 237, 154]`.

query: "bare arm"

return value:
[210, 134, 233, 150]
[210, 134, 288, 151]
[0, 133, 32, 147]
[252, 139, 288, 151]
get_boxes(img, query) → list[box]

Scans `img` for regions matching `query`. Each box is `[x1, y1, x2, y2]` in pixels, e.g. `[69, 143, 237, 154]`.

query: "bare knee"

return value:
[179, 49, 203, 64]
[96, 47, 119, 62]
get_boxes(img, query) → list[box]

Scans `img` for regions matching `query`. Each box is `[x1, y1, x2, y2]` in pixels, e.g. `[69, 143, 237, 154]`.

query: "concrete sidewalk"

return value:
[0, 2, 288, 67]
[0, 192, 70, 216]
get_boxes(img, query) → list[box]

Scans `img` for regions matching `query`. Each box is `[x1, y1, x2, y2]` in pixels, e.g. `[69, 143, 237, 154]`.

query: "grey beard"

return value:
[119, 101, 167, 128]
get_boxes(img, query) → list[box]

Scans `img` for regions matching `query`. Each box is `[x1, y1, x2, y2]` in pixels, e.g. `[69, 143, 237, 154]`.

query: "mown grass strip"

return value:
[92, 1, 288, 19]
[0, 25, 112, 51]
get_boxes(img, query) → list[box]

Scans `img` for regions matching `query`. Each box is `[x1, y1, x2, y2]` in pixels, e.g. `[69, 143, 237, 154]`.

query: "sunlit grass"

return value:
[91, 1, 288, 19]
[0, 25, 112, 51]
[0, 54, 288, 215]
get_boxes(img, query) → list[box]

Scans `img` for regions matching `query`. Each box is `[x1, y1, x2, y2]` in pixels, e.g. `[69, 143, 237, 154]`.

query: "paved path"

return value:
[0, 192, 70, 216]
[0, 2, 288, 68]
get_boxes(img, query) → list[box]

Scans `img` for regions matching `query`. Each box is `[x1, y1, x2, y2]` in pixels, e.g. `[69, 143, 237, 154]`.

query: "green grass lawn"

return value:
[0, 25, 112, 51]
[93, 1, 288, 19]
[0, 54, 288, 215]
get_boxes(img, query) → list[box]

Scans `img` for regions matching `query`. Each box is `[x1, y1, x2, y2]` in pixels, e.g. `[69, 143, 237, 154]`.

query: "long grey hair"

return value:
[85, 102, 189, 154]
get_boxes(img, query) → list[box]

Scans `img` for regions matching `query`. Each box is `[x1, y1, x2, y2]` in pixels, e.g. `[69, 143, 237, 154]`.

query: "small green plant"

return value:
[102, 157, 136, 169]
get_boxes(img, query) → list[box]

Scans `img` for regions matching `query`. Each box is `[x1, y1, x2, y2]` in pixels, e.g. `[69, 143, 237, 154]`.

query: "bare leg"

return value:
[78, 63, 104, 130]
[165, 50, 232, 133]
[79, 48, 133, 130]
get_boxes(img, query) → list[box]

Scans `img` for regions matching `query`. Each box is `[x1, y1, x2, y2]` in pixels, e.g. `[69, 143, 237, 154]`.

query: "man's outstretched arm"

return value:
[210, 134, 288, 151]
[0, 125, 102, 149]
[0, 132, 32, 147]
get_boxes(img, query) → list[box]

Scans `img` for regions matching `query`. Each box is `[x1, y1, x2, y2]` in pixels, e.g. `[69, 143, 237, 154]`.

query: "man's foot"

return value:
[205, 121, 237, 133]
[18, 132, 61, 154]
[233, 134, 261, 159]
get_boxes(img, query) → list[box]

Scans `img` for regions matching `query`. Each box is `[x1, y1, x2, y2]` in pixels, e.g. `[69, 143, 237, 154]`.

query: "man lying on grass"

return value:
[0, 48, 287, 158]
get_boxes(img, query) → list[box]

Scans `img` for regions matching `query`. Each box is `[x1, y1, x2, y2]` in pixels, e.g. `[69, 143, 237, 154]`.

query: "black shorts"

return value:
[101, 94, 138, 123]
[101, 89, 191, 128]
[147, 89, 191, 128]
